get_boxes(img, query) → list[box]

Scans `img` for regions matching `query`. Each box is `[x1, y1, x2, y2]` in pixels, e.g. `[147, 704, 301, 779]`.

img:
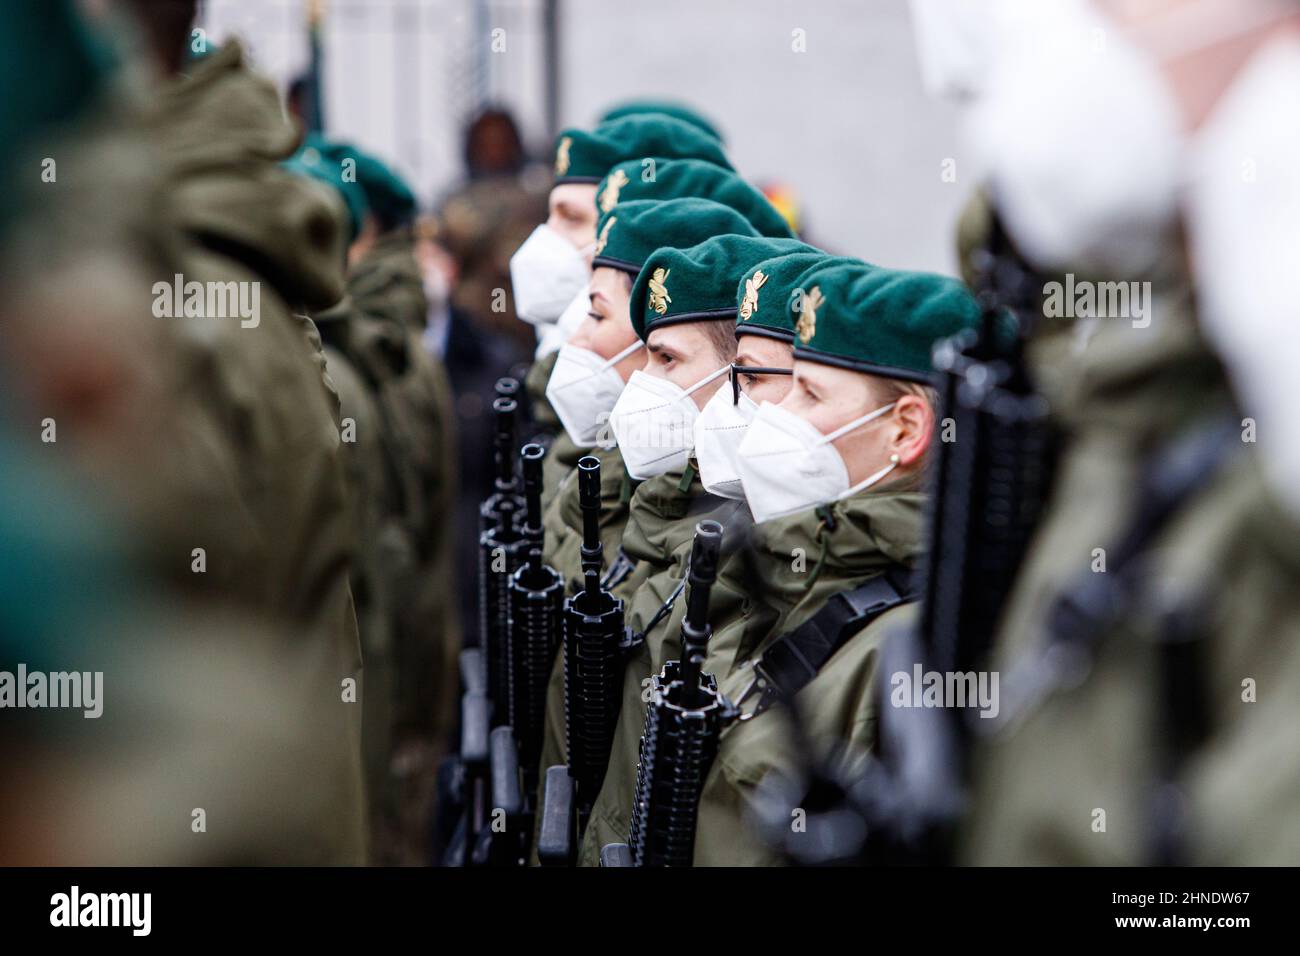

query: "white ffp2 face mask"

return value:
[694, 385, 759, 500]
[967, 1, 1184, 277]
[510, 224, 591, 326]
[609, 364, 730, 480]
[908, 0, 1011, 103]
[536, 284, 592, 359]
[737, 401, 898, 524]
[1186, 36, 1300, 519]
[545, 340, 644, 448]
[969, 0, 1300, 280]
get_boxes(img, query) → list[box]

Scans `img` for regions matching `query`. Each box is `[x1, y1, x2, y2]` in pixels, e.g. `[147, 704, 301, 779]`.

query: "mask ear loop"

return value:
[813, 402, 901, 498]
[681, 363, 732, 400]
[550, 340, 644, 394]
[814, 401, 897, 446]
[839, 453, 900, 499]
[600, 339, 644, 371]
[619, 364, 739, 443]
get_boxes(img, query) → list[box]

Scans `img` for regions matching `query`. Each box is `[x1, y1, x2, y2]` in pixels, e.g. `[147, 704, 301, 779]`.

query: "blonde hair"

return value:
[869, 376, 940, 492]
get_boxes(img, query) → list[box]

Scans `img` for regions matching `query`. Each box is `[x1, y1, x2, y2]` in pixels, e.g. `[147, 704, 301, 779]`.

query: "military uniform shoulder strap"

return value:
[737, 565, 917, 719]
[601, 546, 637, 592]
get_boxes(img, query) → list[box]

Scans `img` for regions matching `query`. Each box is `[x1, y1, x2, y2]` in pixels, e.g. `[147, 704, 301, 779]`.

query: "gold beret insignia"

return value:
[594, 216, 616, 256]
[599, 169, 630, 213]
[648, 267, 672, 315]
[739, 269, 768, 320]
[796, 285, 823, 344]
[555, 136, 572, 176]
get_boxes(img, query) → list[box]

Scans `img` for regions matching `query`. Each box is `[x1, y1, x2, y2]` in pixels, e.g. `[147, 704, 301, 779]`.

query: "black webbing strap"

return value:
[740, 566, 916, 716]
[621, 573, 687, 655]
[600, 546, 638, 591]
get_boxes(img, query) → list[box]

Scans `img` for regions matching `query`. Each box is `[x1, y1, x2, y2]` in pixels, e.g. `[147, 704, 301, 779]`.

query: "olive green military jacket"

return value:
[540, 443, 635, 590]
[530, 459, 720, 861]
[695, 612, 919, 866]
[350, 230, 429, 332]
[320, 305, 397, 811]
[541, 432, 589, 511]
[959, 244, 1300, 865]
[145, 40, 366, 862]
[579, 487, 925, 865]
[345, 242, 463, 741]
[526, 348, 563, 438]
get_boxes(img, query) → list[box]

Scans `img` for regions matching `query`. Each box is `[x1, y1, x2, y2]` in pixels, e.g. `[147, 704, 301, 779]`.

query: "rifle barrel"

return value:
[679, 521, 723, 707]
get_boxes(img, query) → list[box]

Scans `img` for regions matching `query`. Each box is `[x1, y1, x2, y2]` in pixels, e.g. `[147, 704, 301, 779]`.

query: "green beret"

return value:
[322, 140, 417, 230]
[790, 261, 982, 383]
[552, 115, 731, 185]
[630, 234, 817, 342]
[284, 137, 370, 242]
[734, 252, 861, 343]
[597, 99, 724, 143]
[592, 198, 760, 277]
[594, 159, 792, 239]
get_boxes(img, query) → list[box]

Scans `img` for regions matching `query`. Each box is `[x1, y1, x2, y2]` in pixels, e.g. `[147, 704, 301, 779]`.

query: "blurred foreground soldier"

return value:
[511, 115, 733, 437]
[139, 17, 360, 633]
[0, 425, 365, 866]
[123, 3, 367, 860]
[950, 0, 1300, 865]
[291, 138, 460, 860]
[577, 232, 822, 863]
[346, 146, 425, 328]
[284, 144, 398, 849]
[1, 0, 365, 862]
[342, 144, 462, 775]
[315, 308, 396, 815]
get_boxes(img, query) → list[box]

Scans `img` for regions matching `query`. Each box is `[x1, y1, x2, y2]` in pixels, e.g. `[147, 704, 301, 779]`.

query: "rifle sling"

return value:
[754, 566, 917, 704]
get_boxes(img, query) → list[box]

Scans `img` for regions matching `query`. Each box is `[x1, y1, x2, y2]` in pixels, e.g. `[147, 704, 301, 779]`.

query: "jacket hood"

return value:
[748, 488, 926, 606]
[348, 231, 428, 331]
[621, 461, 745, 573]
[148, 41, 345, 310]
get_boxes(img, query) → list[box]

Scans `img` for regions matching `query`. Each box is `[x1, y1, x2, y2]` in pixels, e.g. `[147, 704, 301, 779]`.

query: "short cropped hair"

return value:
[869, 376, 940, 491]
[701, 320, 739, 366]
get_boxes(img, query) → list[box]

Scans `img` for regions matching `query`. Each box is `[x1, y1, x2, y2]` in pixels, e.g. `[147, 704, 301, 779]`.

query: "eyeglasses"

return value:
[730, 363, 793, 405]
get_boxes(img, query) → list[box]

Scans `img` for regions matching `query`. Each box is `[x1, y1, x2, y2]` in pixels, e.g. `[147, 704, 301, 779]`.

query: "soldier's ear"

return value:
[890, 393, 933, 467]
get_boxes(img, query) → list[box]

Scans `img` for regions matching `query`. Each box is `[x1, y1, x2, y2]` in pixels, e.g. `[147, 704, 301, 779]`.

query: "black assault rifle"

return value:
[602, 520, 730, 867]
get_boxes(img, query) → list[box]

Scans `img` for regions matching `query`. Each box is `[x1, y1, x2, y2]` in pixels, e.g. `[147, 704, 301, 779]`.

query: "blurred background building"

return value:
[198, 0, 978, 274]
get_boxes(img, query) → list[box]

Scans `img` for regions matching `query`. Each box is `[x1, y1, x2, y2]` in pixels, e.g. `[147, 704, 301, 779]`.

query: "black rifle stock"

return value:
[506, 443, 565, 800]
[557, 456, 625, 839]
[479, 390, 529, 725]
[607, 520, 729, 867]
